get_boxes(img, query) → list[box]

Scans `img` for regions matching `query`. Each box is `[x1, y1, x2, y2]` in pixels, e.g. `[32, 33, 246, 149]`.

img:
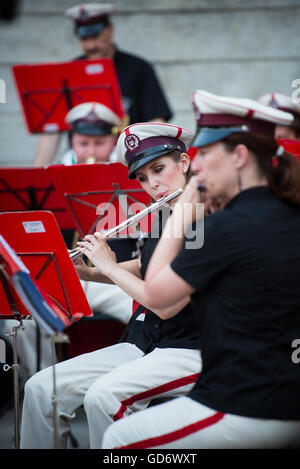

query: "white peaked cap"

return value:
[65, 3, 115, 20]
[66, 102, 121, 136]
[257, 92, 300, 118]
[116, 122, 193, 178]
[192, 89, 294, 128]
[66, 102, 121, 126]
[191, 89, 295, 148]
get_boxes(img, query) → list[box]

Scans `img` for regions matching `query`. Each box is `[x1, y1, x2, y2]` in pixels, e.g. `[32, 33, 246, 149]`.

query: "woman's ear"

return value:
[180, 153, 191, 173]
[234, 144, 249, 170]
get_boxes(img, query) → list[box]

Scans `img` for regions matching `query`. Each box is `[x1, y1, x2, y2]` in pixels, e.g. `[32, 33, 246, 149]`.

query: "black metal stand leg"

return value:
[51, 336, 60, 449]
[50, 332, 69, 449]
[12, 326, 20, 449]
[5, 321, 24, 449]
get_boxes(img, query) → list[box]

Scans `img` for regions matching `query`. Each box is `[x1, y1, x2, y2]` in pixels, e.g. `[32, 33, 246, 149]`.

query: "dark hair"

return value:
[168, 150, 192, 182]
[291, 118, 300, 138]
[221, 132, 300, 207]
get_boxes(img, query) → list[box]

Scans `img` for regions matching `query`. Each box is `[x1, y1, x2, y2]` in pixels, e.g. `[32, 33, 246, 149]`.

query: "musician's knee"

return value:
[24, 367, 52, 402]
[83, 378, 117, 415]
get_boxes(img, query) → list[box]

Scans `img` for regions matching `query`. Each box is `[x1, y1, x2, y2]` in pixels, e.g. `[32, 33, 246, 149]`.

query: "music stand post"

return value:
[1, 315, 24, 449]
[0, 262, 39, 449]
[50, 332, 71, 449]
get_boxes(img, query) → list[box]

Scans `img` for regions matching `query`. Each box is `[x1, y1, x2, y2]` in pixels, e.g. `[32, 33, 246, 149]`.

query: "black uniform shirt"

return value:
[76, 47, 172, 124]
[126, 208, 199, 354]
[172, 186, 300, 419]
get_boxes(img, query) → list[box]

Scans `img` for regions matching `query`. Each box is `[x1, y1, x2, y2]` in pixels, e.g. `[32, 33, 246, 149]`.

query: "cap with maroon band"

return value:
[116, 123, 193, 178]
[65, 3, 115, 38]
[258, 92, 300, 122]
[66, 102, 121, 136]
[192, 89, 294, 148]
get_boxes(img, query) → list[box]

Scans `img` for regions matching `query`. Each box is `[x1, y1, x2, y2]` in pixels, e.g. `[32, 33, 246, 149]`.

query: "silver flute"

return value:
[69, 188, 183, 262]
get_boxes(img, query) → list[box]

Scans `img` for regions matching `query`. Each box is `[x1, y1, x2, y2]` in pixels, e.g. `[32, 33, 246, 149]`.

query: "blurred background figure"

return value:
[258, 92, 300, 140]
[60, 100, 136, 327]
[0, 0, 20, 21]
[62, 101, 122, 164]
[34, 2, 172, 167]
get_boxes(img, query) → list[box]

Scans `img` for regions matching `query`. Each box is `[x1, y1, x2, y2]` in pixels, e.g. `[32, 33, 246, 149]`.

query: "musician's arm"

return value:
[143, 178, 200, 310]
[104, 260, 191, 317]
[34, 134, 61, 167]
[74, 257, 141, 285]
[75, 245, 190, 316]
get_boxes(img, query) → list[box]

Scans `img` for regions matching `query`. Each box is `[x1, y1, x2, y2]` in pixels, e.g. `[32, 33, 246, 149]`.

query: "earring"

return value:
[237, 172, 242, 192]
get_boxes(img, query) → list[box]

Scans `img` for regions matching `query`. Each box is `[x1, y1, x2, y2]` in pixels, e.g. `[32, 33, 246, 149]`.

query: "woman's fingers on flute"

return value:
[76, 241, 94, 254]
[78, 233, 106, 246]
[93, 231, 107, 241]
[82, 234, 96, 243]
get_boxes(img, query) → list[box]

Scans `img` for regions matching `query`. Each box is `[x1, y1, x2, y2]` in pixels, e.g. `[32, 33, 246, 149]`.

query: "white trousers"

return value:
[102, 396, 300, 449]
[20, 344, 201, 449]
[2, 283, 132, 381]
[80, 281, 132, 324]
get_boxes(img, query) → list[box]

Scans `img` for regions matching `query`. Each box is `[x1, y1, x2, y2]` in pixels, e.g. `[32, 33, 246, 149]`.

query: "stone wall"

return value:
[0, 0, 299, 166]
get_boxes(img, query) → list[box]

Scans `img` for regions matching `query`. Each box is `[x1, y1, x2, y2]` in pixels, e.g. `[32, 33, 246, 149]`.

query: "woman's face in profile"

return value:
[135, 155, 189, 201]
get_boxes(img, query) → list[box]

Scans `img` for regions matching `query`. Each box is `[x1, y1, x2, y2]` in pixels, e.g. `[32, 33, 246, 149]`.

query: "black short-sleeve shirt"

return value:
[75, 48, 172, 124]
[126, 209, 199, 354]
[171, 187, 300, 420]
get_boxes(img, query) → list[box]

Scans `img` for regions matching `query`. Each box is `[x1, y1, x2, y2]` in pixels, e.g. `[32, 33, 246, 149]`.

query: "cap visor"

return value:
[192, 126, 249, 148]
[73, 122, 112, 136]
[128, 148, 175, 179]
[76, 23, 106, 38]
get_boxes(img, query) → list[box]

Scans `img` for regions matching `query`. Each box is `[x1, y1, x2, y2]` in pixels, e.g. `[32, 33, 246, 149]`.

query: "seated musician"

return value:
[61, 101, 122, 165]
[20, 122, 202, 449]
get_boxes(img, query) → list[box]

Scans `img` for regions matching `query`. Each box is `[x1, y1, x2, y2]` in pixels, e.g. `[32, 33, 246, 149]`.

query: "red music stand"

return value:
[0, 167, 75, 231]
[12, 58, 125, 133]
[0, 210, 92, 321]
[47, 162, 153, 239]
[0, 223, 91, 449]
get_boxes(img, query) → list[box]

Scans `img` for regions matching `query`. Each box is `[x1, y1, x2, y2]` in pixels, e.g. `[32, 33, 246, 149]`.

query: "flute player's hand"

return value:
[73, 256, 93, 281]
[76, 232, 117, 276]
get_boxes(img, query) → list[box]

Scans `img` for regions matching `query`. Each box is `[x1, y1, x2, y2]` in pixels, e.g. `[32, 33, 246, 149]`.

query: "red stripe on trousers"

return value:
[116, 411, 225, 449]
[113, 372, 199, 421]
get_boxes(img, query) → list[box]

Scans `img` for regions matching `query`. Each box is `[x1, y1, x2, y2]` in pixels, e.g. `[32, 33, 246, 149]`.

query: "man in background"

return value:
[34, 3, 172, 167]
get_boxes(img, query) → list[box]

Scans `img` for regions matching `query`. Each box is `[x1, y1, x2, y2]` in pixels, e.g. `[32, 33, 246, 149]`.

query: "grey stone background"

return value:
[0, 0, 299, 167]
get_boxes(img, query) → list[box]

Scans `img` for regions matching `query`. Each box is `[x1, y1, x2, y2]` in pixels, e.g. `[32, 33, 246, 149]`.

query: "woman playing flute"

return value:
[20, 122, 203, 449]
